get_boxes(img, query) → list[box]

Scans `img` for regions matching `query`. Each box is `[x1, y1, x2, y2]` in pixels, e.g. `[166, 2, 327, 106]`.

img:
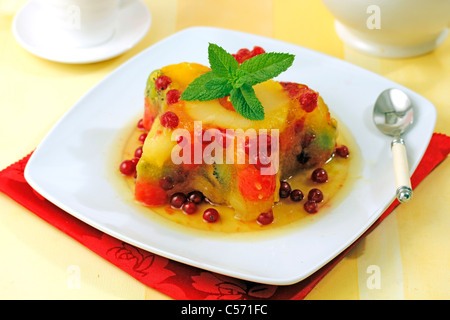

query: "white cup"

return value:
[321, 0, 450, 58]
[35, 0, 121, 48]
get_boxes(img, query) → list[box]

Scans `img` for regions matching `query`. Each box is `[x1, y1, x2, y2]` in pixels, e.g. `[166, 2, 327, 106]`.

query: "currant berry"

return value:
[170, 192, 187, 209]
[304, 200, 318, 213]
[290, 189, 304, 202]
[336, 145, 350, 158]
[159, 176, 174, 190]
[308, 188, 323, 203]
[119, 159, 136, 176]
[134, 146, 143, 159]
[203, 208, 219, 223]
[257, 210, 274, 225]
[138, 133, 147, 144]
[279, 181, 291, 198]
[137, 118, 145, 130]
[311, 168, 328, 183]
[188, 191, 204, 204]
[182, 201, 197, 215]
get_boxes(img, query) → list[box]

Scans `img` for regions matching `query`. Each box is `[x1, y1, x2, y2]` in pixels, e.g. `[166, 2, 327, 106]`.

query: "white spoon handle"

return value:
[391, 138, 412, 203]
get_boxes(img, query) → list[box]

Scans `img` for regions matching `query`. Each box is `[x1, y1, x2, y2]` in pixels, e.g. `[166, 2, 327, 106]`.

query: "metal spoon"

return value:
[373, 88, 414, 203]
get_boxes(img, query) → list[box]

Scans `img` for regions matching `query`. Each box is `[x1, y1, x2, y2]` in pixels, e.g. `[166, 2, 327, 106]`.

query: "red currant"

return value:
[182, 201, 197, 215]
[160, 111, 179, 129]
[308, 188, 323, 203]
[257, 210, 274, 225]
[137, 118, 145, 130]
[138, 133, 147, 144]
[166, 89, 181, 105]
[336, 145, 350, 158]
[159, 176, 174, 190]
[155, 75, 172, 90]
[134, 146, 143, 159]
[311, 168, 328, 183]
[119, 159, 136, 176]
[290, 189, 304, 202]
[170, 192, 187, 209]
[304, 200, 318, 213]
[188, 191, 204, 204]
[203, 208, 219, 223]
[279, 181, 291, 198]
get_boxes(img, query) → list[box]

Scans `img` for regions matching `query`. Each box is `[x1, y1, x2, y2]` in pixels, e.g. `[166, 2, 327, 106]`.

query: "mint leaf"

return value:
[208, 43, 239, 78]
[181, 71, 231, 101]
[181, 43, 295, 121]
[240, 52, 294, 86]
[229, 84, 265, 121]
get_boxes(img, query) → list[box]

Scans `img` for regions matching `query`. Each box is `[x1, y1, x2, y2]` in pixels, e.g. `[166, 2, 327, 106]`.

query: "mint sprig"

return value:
[180, 43, 295, 121]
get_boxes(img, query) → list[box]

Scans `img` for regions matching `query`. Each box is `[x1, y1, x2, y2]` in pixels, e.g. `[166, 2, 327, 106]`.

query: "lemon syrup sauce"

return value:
[110, 114, 362, 235]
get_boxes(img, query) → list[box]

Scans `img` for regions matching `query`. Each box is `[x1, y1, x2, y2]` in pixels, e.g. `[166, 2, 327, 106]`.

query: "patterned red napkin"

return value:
[1, 133, 449, 300]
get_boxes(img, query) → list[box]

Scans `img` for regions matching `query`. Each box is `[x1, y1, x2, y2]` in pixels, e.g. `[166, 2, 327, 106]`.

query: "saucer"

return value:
[12, 0, 151, 64]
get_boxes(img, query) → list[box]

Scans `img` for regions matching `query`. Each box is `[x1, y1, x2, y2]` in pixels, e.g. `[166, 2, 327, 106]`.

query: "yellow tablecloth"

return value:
[1, 0, 449, 299]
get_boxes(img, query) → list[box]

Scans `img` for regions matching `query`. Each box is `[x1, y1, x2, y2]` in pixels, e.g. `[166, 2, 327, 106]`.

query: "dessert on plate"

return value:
[123, 44, 340, 224]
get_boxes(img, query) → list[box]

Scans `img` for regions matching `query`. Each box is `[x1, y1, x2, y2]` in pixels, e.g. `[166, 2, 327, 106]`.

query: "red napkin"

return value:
[1, 133, 449, 300]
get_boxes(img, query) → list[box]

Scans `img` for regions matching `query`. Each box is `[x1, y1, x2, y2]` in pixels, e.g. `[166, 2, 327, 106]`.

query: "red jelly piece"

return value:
[219, 96, 235, 111]
[135, 180, 167, 206]
[238, 165, 276, 201]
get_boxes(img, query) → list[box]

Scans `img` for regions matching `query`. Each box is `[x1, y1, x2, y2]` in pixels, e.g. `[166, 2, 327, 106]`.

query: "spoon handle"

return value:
[391, 138, 413, 203]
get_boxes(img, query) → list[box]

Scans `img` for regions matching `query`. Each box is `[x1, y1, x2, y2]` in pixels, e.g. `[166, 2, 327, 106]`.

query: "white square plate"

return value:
[25, 27, 436, 285]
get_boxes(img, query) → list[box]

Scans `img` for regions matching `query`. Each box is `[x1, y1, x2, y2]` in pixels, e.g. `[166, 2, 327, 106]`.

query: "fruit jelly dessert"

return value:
[135, 62, 337, 222]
